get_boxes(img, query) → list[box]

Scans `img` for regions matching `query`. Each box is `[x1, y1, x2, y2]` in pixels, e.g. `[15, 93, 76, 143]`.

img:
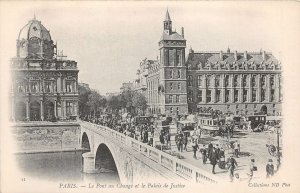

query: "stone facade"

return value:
[133, 10, 189, 116]
[10, 17, 79, 121]
[12, 122, 81, 152]
[133, 10, 282, 116]
[186, 49, 282, 115]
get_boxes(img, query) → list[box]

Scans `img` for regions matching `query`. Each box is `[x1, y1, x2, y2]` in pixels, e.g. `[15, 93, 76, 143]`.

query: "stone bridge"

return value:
[80, 121, 221, 184]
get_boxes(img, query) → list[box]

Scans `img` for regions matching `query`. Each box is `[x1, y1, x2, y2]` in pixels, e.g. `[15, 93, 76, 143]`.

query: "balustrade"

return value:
[81, 121, 219, 184]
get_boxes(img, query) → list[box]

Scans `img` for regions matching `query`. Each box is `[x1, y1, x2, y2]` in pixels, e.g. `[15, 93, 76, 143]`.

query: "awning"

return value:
[266, 116, 283, 121]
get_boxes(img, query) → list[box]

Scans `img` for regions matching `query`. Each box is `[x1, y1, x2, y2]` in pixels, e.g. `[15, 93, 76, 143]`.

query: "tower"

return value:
[158, 10, 188, 116]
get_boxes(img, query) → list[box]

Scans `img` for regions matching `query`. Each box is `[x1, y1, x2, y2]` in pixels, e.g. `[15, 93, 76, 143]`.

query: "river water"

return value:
[15, 151, 120, 183]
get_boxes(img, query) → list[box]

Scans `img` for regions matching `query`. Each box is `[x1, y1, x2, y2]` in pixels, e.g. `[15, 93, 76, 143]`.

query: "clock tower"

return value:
[158, 10, 188, 116]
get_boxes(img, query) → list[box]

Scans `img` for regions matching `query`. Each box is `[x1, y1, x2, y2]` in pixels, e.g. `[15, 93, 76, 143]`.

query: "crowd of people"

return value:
[81, 114, 278, 182]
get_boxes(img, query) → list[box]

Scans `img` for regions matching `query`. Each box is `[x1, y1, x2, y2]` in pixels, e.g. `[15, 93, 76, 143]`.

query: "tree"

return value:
[132, 92, 147, 115]
[78, 84, 91, 118]
[120, 89, 134, 114]
[107, 95, 122, 115]
[87, 90, 107, 117]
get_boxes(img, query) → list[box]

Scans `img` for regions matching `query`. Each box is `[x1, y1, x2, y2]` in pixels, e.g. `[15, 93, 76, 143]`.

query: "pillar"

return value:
[266, 75, 270, 102]
[221, 74, 225, 103]
[40, 100, 44, 121]
[202, 76, 207, 103]
[275, 74, 280, 102]
[248, 74, 252, 102]
[257, 74, 261, 102]
[230, 74, 234, 103]
[26, 100, 30, 120]
[62, 77, 65, 93]
[57, 77, 61, 93]
[82, 152, 96, 173]
[239, 75, 243, 102]
[54, 100, 57, 117]
[211, 75, 216, 103]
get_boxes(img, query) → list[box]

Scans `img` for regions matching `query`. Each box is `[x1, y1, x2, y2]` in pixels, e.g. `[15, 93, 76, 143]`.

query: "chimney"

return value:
[262, 51, 266, 61]
[244, 51, 248, 60]
[234, 51, 238, 61]
[220, 51, 223, 60]
[181, 27, 184, 38]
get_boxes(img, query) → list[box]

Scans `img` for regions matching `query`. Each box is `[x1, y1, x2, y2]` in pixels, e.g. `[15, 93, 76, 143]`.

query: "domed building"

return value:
[11, 16, 79, 121]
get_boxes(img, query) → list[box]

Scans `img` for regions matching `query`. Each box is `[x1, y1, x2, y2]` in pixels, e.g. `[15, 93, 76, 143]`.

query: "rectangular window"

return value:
[197, 75, 202, 87]
[170, 107, 173, 114]
[188, 75, 193, 86]
[234, 90, 239, 102]
[177, 70, 181, 79]
[66, 81, 73, 92]
[252, 89, 257, 102]
[45, 82, 52, 93]
[243, 75, 247, 87]
[225, 75, 229, 87]
[216, 90, 221, 102]
[169, 95, 173, 103]
[188, 90, 193, 102]
[197, 90, 202, 102]
[261, 89, 266, 101]
[243, 90, 248, 102]
[261, 75, 266, 86]
[206, 75, 211, 87]
[225, 90, 230, 102]
[178, 83, 181, 90]
[66, 101, 72, 116]
[170, 83, 173, 90]
[176, 95, 180, 103]
[18, 82, 25, 93]
[176, 107, 179, 114]
[176, 52, 181, 66]
[270, 76, 274, 86]
[31, 82, 38, 93]
[215, 75, 220, 87]
[169, 70, 173, 79]
[234, 75, 238, 87]
[252, 75, 256, 87]
[207, 90, 212, 102]
[270, 89, 275, 101]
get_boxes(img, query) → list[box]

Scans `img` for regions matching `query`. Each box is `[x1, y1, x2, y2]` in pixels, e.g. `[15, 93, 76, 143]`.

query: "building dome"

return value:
[18, 17, 52, 41]
[16, 16, 55, 60]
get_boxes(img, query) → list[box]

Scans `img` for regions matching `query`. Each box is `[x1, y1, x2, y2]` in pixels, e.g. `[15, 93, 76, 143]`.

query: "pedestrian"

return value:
[218, 147, 226, 169]
[233, 140, 239, 158]
[178, 131, 184, 152]
[192, 140, 199, 159]
[210, 147, 218, 174]
[266, 159, 274, 178]
[183, 134, 188, 151]
[200, 144, 207, 164]
[227, 155, 238, 182]
[208, 142, 213, 161]
[247, 159, 256, 183]
[215, 144, 220, 159]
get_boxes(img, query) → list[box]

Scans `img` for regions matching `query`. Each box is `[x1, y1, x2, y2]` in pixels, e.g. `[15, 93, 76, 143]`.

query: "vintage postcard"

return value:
[1, 1, 300, 193]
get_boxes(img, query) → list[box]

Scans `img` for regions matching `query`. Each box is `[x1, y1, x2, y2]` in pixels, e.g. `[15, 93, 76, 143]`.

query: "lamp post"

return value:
[276, 126, 281, 170]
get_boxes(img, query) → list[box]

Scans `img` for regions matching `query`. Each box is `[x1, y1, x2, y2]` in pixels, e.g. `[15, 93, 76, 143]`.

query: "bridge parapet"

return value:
[81, 121, 222, 184]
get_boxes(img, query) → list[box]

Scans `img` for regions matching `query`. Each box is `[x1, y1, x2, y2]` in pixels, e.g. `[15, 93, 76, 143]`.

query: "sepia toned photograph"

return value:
[1, 1, 300, 193]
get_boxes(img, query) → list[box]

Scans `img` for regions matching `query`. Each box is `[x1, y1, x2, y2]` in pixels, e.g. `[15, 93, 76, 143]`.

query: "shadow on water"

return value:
[15, 150, 120, 183]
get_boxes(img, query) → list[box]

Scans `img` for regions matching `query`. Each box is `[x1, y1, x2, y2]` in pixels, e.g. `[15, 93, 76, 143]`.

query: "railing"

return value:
[81, 121, 221, 184]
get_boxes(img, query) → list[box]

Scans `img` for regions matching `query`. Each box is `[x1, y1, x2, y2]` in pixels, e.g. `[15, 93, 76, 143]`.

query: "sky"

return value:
[0, 1, 299, 94]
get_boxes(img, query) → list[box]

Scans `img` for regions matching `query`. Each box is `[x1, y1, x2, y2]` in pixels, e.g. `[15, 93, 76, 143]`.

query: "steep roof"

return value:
[165, 9, 171, 21]
[186, 51, 281, 71]
[160, 31, 185, 41]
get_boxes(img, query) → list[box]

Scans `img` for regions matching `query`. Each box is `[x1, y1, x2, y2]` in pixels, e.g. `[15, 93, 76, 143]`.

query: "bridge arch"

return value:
[95, 143, 121, 182]
[81, 132, 90, 151]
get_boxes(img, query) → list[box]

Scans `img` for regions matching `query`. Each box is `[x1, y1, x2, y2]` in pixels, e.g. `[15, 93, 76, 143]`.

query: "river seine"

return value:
[15, 151, 120, 183]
